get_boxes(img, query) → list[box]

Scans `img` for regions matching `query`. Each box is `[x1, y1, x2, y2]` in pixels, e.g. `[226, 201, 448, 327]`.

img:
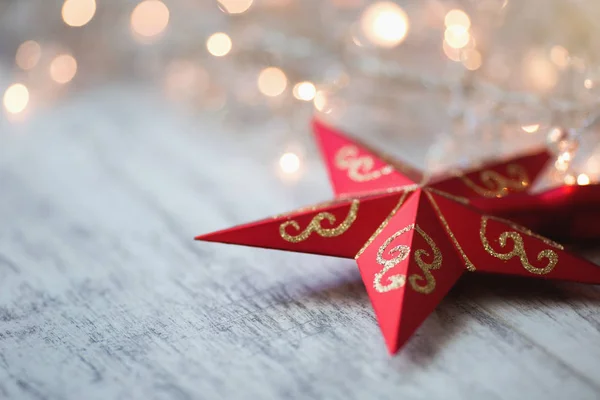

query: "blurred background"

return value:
[2, 0, 600, 188]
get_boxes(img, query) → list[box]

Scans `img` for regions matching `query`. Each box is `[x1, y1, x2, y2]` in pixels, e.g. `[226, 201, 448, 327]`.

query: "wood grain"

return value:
[0, 88, 599, 400]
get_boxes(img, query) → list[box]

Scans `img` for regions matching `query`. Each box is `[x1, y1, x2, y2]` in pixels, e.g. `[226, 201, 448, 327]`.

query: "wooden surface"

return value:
[1, 87, 600, 400]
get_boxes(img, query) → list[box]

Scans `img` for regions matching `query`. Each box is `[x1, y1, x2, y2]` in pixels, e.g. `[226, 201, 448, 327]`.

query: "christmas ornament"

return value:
[196, 120, 600, 354]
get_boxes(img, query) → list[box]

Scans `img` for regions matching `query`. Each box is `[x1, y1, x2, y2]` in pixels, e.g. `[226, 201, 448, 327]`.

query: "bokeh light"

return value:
[206, 33, 232, 57]
[521, 124, 540, 133]
[313, 90, 328, 112]
[279, 152, 300, 174]
[564, 174, 576, 185]
[50, 54, 78, 84]
[444, 9, 470, 29]
[443, 41, 461, 62]
[218, 0, 253, 14]
[360, 2, 409, 48]
[131, 0, 170, 39]
[461, 49, 481, 70]
[444, 25, 470, 49]
[3, 84, 30, 114]
[257, 67, 287, 97]
[15, 40, 41, 70]
[293, 81, 316, 101]
[577, 173, 590, 186]
[62, 0, 96, 27]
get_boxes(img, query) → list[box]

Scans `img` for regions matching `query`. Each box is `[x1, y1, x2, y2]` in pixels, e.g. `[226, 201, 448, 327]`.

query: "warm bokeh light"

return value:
[62, 0, 96, 27]
[577, 173, 590, 186]
[554, 159, 569, 172]
[360, 2, 409, 48]
[293, 81, 316, 101]
[521, 124, 540, 133]
[564, 174, 576, 185]
[549, 45, 569, 69]
[558, 152, 572, 163]
[50, 54, 78, 84]
[279, 152, 300, 174]
[584, 79, 594, 89]
[218, 0, 253, 14]
[206, 33, 232, 57]
[15, 41, 41, 70]
[442, 40, 460, 62]
[461, 49, 481, 70]
[131, 0, 169, 38]
[313, 90, 328, 112]
[3, 84, 30, 114]
[444, 9, 470, 29]
[257, 67, 287, 97]
[444, 25, 470, 49]
[524, 52, 557, 91]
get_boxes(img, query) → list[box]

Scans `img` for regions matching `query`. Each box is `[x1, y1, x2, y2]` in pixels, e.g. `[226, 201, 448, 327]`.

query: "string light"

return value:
[564, 174, 576, 185]
[521, 124, 540, 133]
[313, 90, 328, 112]
[444, 25, 470, 49]
[279, 152, 300, 174]
[293, 82, 316, 101]
[131, 0, 169, 39]
[444, 9, 470, 29]
[360, 2, 409, 48]
[218, 0, 253, 14]
[461, 49, 481, 70]
[50, 54, 78, 84]
[444, 9, 471, 50]
[206, 33, 232, 57]
[257, 67, 287, 97]
[554, 159, 569, 172]
[62, 0, 96, 27]
[577, 173, 590, 185]
[15, 41, 41, 70]
[443, 41, 461, 62]
[3, 84, 29, 115]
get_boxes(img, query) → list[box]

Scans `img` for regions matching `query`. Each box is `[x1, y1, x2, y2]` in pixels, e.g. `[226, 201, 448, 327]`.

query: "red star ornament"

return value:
[196, 119, 600, 354]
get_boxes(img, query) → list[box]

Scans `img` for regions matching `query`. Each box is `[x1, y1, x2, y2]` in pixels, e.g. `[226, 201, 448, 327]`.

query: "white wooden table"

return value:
[1, 86, 599, 400]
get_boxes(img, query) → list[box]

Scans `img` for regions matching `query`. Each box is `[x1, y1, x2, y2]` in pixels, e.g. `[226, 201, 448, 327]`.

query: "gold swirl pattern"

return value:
[374, 224, 442, 294]
[335, 145, 394, 182]
[460, 164, 529, 198]
[279, 200, 359, 243]
[479, 215, 563, 275]
[409, 226, 442, 294]
[374, 224, 412, 293]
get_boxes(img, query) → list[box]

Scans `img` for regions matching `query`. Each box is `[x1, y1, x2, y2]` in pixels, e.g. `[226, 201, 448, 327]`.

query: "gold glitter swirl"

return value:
[460, 164, 529, 198]
[374, 224, 442, 294]
[335, 145, 394, 182]
[374, 224, 412, 293]
[479, 215, 563, 275]
[409, 226, 442, 294]
[279, 200, 359, 243]
[355, 189, 414, 259]
[424, 191, 477, 272]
